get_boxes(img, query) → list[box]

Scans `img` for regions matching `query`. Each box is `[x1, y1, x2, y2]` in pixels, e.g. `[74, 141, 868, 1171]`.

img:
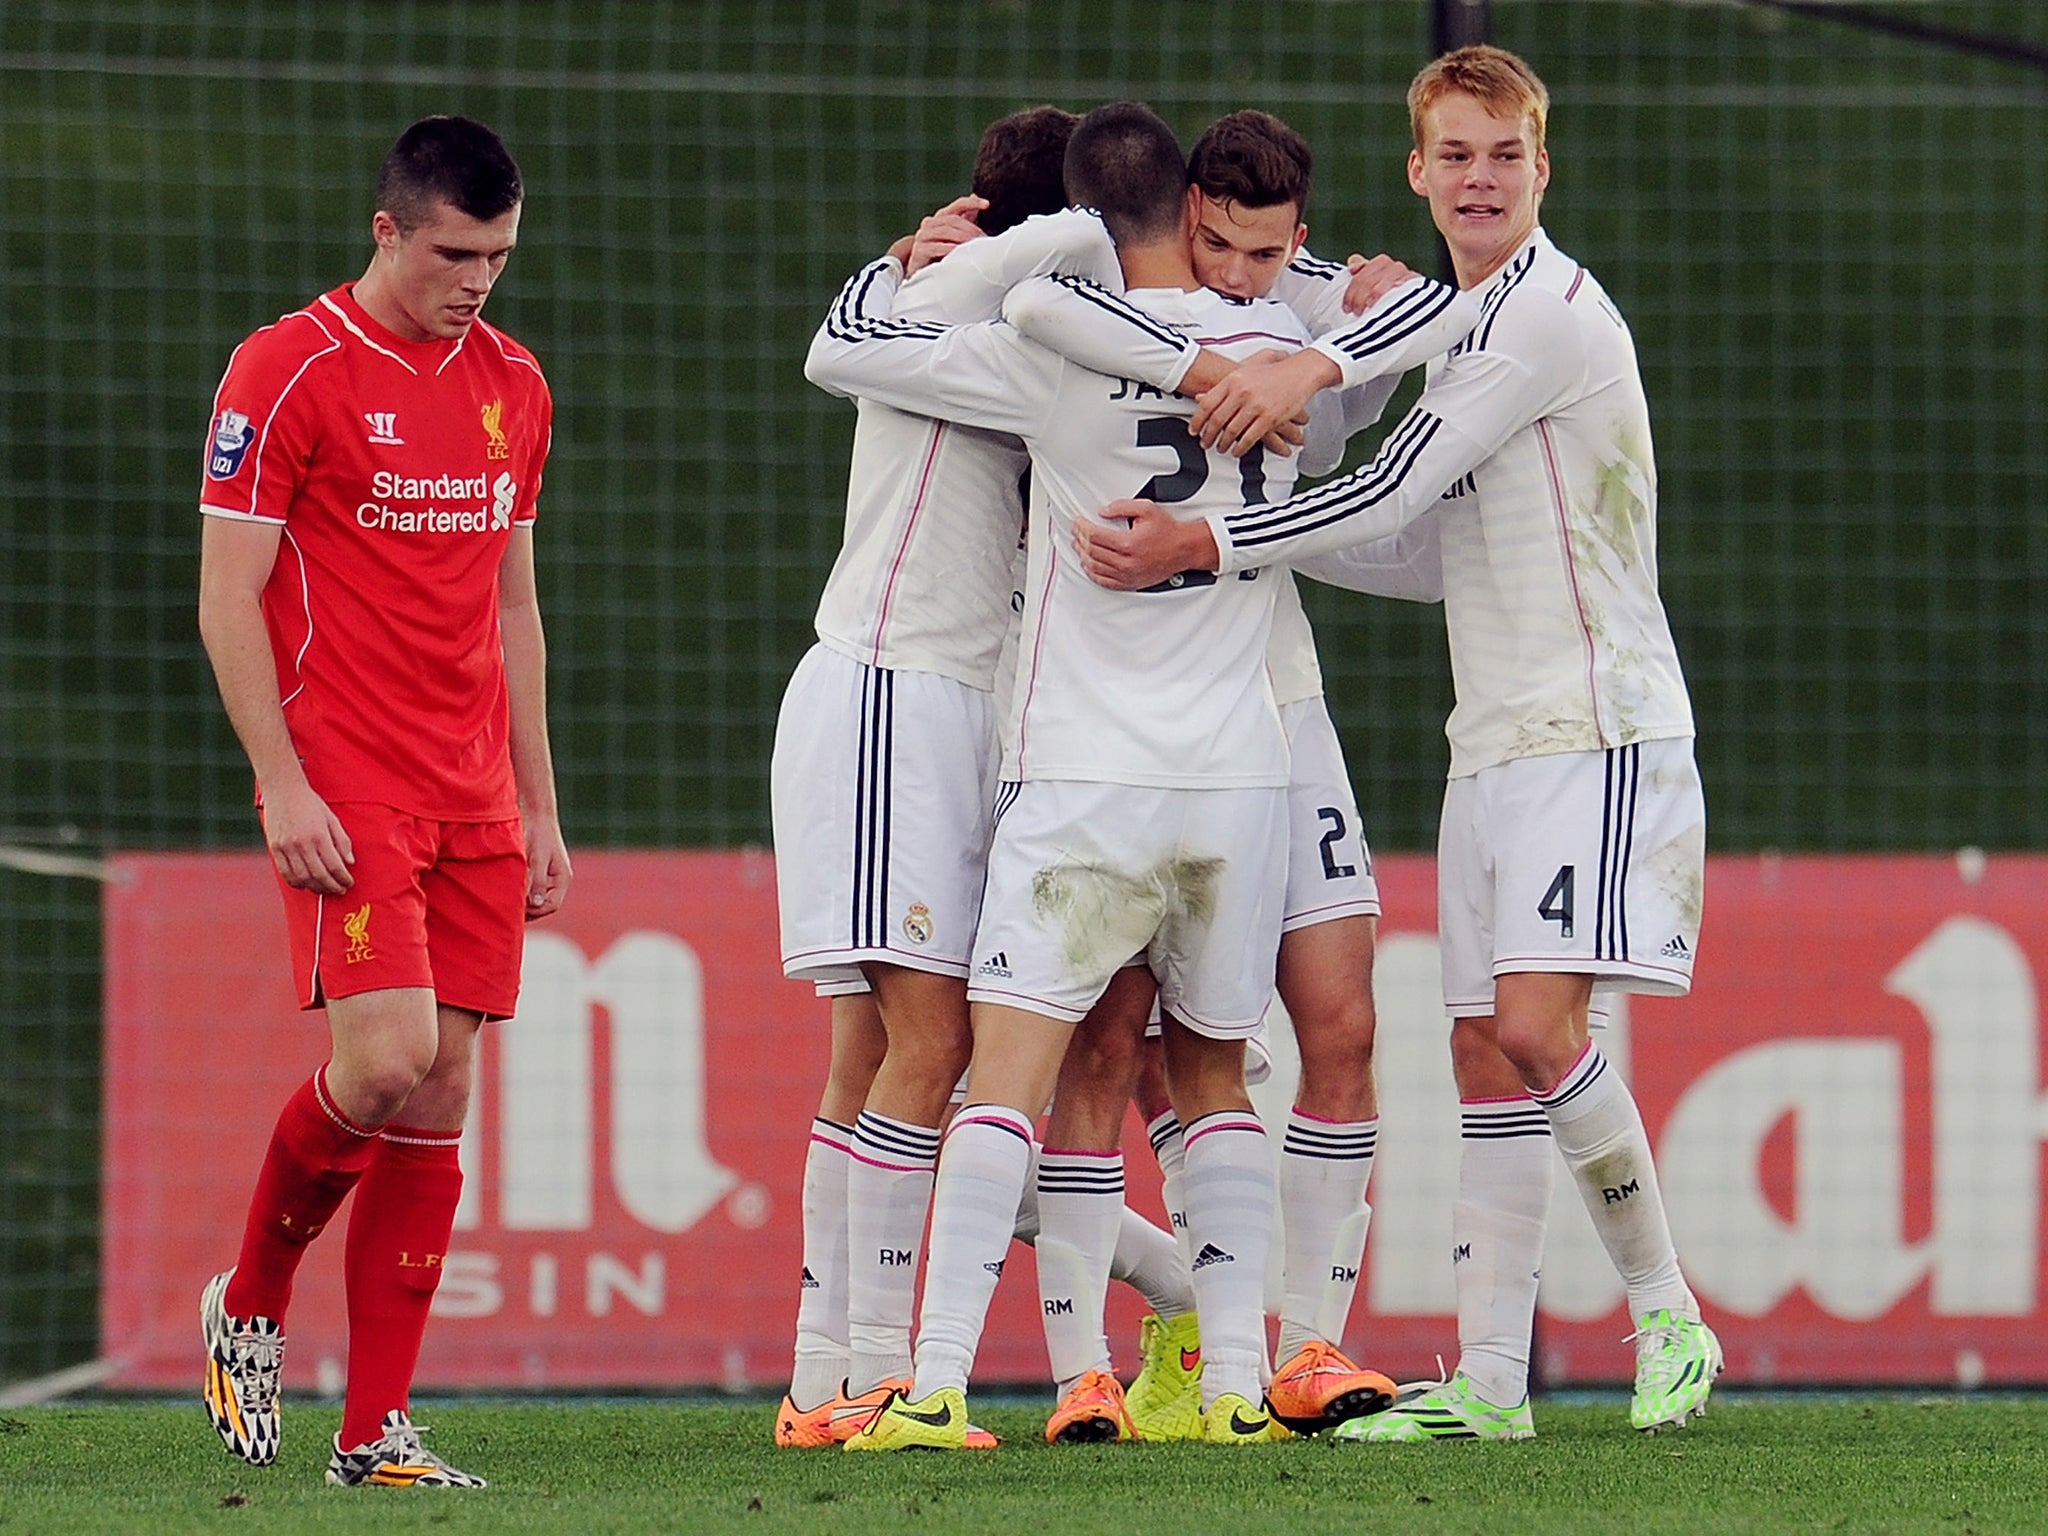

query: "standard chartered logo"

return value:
[351, 467, 517, 534]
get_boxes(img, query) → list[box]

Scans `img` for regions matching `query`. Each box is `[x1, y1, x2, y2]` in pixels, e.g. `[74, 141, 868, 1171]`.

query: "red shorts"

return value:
[273, 803, 528, 1020]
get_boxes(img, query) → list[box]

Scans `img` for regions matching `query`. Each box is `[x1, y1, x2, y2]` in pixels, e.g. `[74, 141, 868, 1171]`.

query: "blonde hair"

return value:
[1407, 45, 1550, 153]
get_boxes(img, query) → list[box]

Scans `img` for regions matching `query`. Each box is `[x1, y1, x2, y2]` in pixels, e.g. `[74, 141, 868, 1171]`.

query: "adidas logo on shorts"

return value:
[977, 951, 1014, 979]
[1190, 1243, 1234, 1271]
[1660, 934, 1692, 959]
[799, 1266, 819, 1290]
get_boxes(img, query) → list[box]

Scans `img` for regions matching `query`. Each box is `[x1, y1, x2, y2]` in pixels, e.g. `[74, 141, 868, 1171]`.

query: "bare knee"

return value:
[1448, 1016, 1526, 1100]
[887, 1019, 973, 1093]
[819, 994, 888, 1122]
[1292, 992, 1377, 1116]
[864, 964, 973, 1108]
[1162, 1024, 1250, 1123]
[383, 1010, 482, 1131]
[324, 988, 445, 1127]
[1491, 1018, 1551, 1084]
[333, 1049, 435, 1127]
[1132, 1039, 1171, 1123]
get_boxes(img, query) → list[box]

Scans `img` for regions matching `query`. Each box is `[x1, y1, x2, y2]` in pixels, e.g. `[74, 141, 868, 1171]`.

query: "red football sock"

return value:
[339, 1125, 464, 1451]
[225, 1067, 381, 1323]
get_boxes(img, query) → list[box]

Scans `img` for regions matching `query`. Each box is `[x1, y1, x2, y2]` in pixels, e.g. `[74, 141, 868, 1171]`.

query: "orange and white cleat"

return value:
[827, 1377, 912, 1443]
[774, 1390, 838, 1448]
[1045, 1368, 1137, 1444]
[1264, 1340, 1396, 1436]
[325, 1410, 485, 1488]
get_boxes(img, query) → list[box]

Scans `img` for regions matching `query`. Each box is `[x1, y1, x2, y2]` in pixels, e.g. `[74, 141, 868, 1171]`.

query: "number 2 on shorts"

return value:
[1316, 805, 1357, 881]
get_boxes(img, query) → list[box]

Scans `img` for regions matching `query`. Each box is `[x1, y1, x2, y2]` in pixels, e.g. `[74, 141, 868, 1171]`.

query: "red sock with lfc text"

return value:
[224, 1067, 381, 1323]
[339, 1125, 463, 1451]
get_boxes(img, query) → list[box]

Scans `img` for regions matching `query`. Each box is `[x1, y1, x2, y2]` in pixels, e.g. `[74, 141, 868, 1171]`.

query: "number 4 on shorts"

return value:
[1538, 864, 1575, 939]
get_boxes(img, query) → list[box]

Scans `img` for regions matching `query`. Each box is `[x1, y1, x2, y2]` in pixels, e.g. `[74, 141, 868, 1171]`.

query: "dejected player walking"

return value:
[195, 114, 570, 1488]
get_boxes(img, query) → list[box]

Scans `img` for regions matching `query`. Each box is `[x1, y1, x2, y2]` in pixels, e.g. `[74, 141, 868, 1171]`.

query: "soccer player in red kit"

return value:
[194, 115, 570, 1489]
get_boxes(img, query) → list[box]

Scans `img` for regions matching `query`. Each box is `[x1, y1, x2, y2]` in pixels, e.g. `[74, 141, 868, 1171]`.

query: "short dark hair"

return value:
[972, 105, 1081, 238]
[375, 115, 523, 232]
[1062, 102, 1187, 247]
[1187, 110, 1313, 219]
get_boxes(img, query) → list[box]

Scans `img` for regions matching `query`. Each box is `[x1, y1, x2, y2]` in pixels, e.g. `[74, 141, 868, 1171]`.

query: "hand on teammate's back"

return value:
[260, 779, 355, 896]
[1190, 348, 1342, 457]
[1342, 252, 1418, 313]
[1237, 348, 1312, 457]
[1073, 498, 1220, 591]
[907, 194, 988, 274]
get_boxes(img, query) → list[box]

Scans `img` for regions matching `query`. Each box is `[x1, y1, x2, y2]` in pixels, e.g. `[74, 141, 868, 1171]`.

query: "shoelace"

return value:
[1624, 1322, 1685, 1382]
[377, 1420, 446, 1467]
[228, 1332, 282, 1404]
[1389, 1353, 1450, 1398]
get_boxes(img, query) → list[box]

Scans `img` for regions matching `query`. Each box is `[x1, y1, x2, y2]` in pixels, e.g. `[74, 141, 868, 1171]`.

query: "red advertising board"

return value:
[103, 850, 2048, 1391]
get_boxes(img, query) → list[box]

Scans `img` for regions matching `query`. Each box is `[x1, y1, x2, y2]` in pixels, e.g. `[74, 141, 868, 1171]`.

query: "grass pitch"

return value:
[1, 1395, 2043, 1535]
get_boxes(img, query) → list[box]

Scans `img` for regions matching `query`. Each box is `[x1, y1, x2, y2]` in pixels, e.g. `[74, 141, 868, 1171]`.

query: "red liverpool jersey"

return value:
[200, 283, 553, 820]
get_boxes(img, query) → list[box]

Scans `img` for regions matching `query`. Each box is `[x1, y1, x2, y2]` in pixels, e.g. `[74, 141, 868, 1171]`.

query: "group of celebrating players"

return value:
[183, 41, 1723, 1495]
[773, 44, 1723, 1451]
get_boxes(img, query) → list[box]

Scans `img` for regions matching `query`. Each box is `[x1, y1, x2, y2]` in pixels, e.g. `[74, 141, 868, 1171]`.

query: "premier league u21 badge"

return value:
[207, 408, 253, 479]
[902, 902, 933, 945]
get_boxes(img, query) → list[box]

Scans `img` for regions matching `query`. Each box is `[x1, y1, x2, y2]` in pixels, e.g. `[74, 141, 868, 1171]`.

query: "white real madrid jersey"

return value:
[809, 271, 1317, 788]
[1210, 228, 1695, 779]
[804, 210, 1123, 690]
[1001, 255, 1477, 712]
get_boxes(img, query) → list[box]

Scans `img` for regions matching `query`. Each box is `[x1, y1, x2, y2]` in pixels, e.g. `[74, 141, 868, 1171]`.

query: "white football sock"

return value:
[1535, 1043, 1695, 1322]
[1146, 1109, 1191, 1267]
[911, 1105, 1034, 1397]
[1276, 1109, 1377, 1361]
[1111, 1205, 1195, 1319]
[1035, 1148, 1124, 1395]
[1023, 1143, 1195, 1322]
[1180, 1111, 1273, 1407]
[1452, 1097, 1552, 1406]
[845, 1109, 940, 1394]
[1010, 1141, 1042, 1244]
[790, 1117, 853, 1410]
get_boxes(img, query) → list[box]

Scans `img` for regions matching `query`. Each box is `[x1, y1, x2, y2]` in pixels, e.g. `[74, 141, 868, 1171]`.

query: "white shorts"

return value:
[771, 645, 998, 982]
[1280, 695, 1381, 932]
[968, 778, 1288, 1036]
[1142, 1005, 1273, 1084]
[1438, 738, 1705, 1016]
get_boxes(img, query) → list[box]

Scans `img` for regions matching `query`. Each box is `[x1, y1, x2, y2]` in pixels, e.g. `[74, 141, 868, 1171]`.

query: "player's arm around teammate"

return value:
[1002, 110, 1476, 1434]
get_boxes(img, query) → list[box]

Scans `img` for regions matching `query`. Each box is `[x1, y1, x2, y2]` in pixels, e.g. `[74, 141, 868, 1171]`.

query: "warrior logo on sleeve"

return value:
[207, 409, 253, 480]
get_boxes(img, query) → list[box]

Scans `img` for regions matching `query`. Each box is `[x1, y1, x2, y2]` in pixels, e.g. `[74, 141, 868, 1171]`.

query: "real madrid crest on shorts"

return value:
[901, 902, 933, 945]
